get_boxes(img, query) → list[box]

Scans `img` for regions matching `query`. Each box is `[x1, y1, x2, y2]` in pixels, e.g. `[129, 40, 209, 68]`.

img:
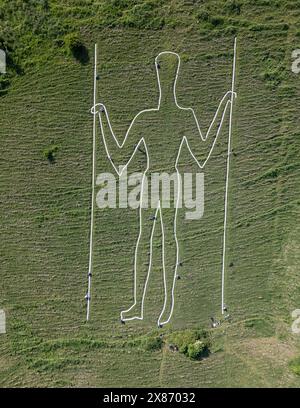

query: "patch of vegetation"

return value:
[128, 333, 163, 351]
[225, 0, 242, 15]
[28, 356, 81, 373]
[119, 1, 165, 29]
[43, 145, 59, 163]
[168, 329, 211, 360]
[93, 0, 169, 29]
[187, 340, 209, 360]
[64, 32, 89, 64]
[0, 0, 292, 95]
[261, 51, 286, 88]
[0, 27, 23, 94]
[196, 10, 226, 30]
[261, 167, 280, 180]
[289, 357, 300, 376]
[37, 338, 114, 352]
[261, 66, 285, 87]
[141, 335, 163, 351]
[0, 76, 10, 94]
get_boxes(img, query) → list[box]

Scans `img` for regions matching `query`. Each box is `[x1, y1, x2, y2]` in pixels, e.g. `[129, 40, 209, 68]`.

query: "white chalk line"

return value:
[86, 43, 97, 321]
[90, 41, 237, 326]
[221, 38, 237, 315]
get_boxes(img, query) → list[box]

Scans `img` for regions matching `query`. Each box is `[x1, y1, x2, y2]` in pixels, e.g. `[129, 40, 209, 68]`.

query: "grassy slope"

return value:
[0, 0, 300, 387]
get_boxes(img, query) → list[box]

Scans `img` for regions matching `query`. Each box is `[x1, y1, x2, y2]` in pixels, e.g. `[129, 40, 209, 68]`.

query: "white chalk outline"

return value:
[89, 39, 237, 326]
[86, 43, 98, 321]
[221, 37, 237, 315]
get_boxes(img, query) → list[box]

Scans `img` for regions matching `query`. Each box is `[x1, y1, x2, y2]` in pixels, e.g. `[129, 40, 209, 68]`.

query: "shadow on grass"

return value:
[72, 44, 90, 65]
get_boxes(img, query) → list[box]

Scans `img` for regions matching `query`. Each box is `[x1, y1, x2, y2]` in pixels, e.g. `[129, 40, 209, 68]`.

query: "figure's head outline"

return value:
[154, 51, 181, 107]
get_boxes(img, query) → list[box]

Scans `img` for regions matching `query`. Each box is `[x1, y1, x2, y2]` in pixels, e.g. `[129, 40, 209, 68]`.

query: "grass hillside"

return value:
[0, 0, 300, 387]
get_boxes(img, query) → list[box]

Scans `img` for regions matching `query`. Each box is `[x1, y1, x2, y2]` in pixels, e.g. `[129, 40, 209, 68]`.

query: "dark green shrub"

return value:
[210, 16, 224, 27]
[64, 33, 82, 52]
[43, 145, 59, 163]
[0, 76, 10, 92]
[197, 12, 224, 28]
[187, 340, 208, 360]
[168, 329, 210, 360]
[64, 33, 89, 64]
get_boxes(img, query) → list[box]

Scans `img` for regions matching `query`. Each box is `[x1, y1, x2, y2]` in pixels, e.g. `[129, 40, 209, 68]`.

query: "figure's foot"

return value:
[158, 306, 173, 327]
[121, 304, 143, 322]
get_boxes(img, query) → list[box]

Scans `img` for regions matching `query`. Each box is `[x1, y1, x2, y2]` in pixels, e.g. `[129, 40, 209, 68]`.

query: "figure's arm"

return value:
[92, 103, 143, 174]
[185, 91, 236, 168]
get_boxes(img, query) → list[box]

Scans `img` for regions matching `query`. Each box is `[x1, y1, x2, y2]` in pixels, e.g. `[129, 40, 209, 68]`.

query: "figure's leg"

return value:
[157, 204, 179, 327]
[121, 204, 159, 321]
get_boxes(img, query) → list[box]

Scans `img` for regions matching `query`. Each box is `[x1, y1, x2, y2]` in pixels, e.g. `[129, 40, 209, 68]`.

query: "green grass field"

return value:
[0, 0, 300, 387]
